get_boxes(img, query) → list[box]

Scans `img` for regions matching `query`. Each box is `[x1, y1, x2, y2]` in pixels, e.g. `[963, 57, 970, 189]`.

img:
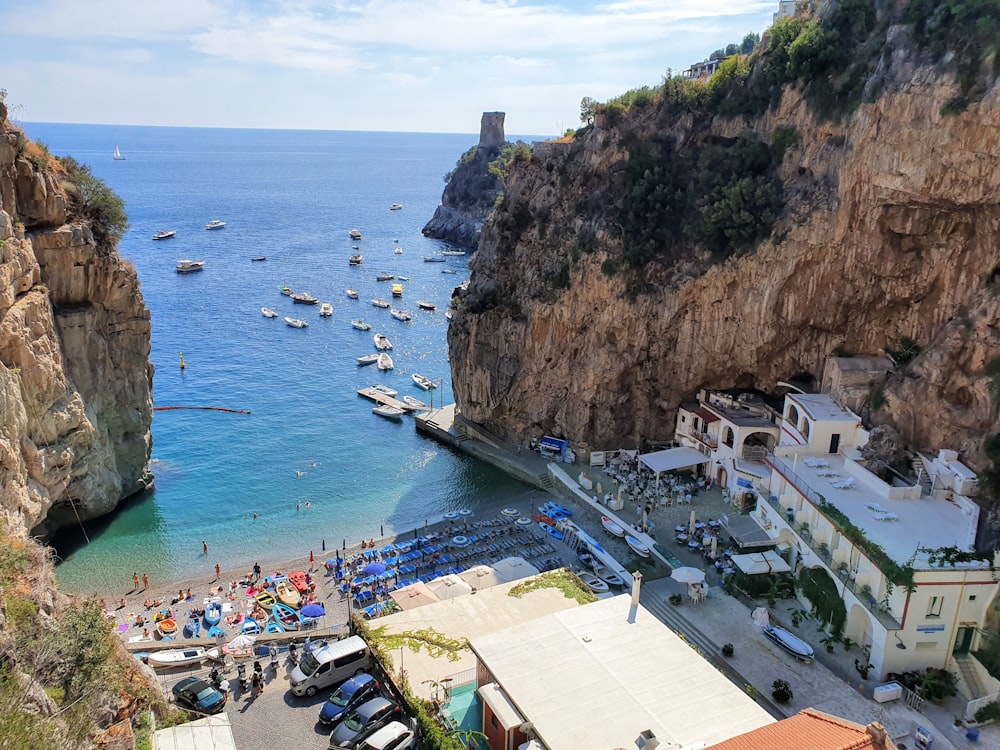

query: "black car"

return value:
[319, 673, 381, 725]
[172, 676, 227, 715]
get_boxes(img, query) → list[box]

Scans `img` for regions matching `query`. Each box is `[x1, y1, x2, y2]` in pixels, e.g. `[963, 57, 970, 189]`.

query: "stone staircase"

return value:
[912, 456, 933, 494]
[954, 653, 988, 699]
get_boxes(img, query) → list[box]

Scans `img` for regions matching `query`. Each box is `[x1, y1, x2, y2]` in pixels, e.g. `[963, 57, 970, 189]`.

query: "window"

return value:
[491, 714, 498, 730]
[801, 420, 811, 439]
[787, 405, 800, 426]
[723, 427, 735, 448]
[970, 595, 977, 602]
[926, 596, 943, 618]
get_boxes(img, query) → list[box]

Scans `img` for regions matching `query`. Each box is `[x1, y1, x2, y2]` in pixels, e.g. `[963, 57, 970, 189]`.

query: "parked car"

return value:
[328, 697, 402, 749]
[172, 676, 227, 714]
[356, 721, 417, 750]
[319, 673, 381, 725]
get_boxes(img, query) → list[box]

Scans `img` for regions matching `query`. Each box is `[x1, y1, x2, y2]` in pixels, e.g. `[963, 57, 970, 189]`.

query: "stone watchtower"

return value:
[479, 112, 505, 149]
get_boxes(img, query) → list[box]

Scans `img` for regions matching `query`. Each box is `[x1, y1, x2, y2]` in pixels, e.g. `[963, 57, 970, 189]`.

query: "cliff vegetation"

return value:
[448, 0, 1000, 499]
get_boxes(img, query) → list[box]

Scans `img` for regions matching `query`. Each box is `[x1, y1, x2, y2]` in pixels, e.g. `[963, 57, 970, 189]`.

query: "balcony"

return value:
[687, 428, 718, 449]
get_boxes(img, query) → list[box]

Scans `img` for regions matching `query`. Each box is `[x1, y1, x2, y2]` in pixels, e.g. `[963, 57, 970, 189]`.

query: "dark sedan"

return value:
[172, 676, 227, 715]
[319, 673, 381, 725]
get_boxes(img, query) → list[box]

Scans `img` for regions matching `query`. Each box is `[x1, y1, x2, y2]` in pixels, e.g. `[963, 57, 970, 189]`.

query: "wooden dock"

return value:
[357, 387, 413, 411]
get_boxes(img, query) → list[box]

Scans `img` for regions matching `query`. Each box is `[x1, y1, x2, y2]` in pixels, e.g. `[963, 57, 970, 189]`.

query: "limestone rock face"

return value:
[0, 103, 152, 536]
[448, 50, 1000, 463]
[422, 112, 506, 249]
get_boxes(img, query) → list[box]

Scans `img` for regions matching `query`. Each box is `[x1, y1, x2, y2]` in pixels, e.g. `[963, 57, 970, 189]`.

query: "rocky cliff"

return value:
[422, 112, 506, 249]
[448, 6, 1000, 471]
[0, 102, 153, 537]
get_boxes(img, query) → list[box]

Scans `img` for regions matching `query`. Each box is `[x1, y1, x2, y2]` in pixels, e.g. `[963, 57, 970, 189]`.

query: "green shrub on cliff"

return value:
[59, 156, 129, 242]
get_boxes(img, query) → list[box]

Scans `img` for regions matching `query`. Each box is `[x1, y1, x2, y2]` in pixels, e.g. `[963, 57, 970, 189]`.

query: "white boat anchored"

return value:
[411, 373, 436, 391]
[349, 229, 362, 240]
[402, 395, 428, 410]
[389, 309, 412, 322]
[373, 333, 393, 350]
[416, 300, 437, 311]
[376, 273, 394, 281]
[577, 571, 610, 594]
[261, 307, 278, 318]
[441, 249, 466, 256]
[345, 288, 360, 299]
[349, 254, 363, 266]
[373, 404, 404, 419]
[394, 246, 403, 254]
[113, 145, 125, 161]
[284, 317, 309, 328]
[764, 625, 815, 662]
[626, 536, 650, 557]
[205, 220, 226, 230]
[445, 310, 453, 321]
[351, 319, 371, 331]
[376, 352, 394, 370]
[152, 230, 176, 240]
[370, 384, 398, 397]
[356, 353, 379, 366]
[389, 203, 403, 211]
[319, 303, 333, 317]
[601, 516, 625, 537]
[175, 259, 205, 273]
[371, 298, 390, 309]
[424, 256, 446, 263]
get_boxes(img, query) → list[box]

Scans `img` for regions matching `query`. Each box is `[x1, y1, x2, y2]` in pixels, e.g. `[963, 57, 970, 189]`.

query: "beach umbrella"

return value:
[443, 511, 460, 520]
[451, 535, 470, 548]
[301, 603, 325, 618]
[515, 516, 532, 527]
[689, 509, 696, 536]
[457, 509, 474, 518]
[363, 562, 387, 577]
[501, 507, 519, 517]
[711, 536, 719, 559]
[227, 633, 256, 650]
[670, 566, 706, 584]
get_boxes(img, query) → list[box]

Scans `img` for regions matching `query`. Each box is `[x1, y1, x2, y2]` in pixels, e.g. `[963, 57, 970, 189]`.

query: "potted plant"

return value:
[771, 679, 793, 704]
[820, 634, 840, 653]
[668, 594, 682, 606]
[722, 643, 734, 657]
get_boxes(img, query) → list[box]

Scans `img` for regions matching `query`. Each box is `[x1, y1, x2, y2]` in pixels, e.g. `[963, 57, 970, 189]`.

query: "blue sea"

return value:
[23, 123, 531, 594]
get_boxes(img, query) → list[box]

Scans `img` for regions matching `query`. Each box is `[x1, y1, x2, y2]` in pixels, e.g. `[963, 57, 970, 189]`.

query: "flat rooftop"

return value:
[471, 594, 774, 750]
[788, 393, 859, 422]
[704, 401, 777, 428]
[771, 455, 978, 566]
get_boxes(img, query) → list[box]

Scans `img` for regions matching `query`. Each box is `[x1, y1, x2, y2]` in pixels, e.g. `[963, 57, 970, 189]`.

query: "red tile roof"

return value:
[704, 709, 894, 750]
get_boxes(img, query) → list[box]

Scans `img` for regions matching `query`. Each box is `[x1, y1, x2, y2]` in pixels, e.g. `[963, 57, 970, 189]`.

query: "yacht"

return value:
[349, 229, 362, 240]
[371, 298, 390, 309]
[416, 300, 437, 311]
[391, 283, 403, 298]
[376, 273, 394, 281]
[152, 230, 176, 240]
[389, 309, 412, 322]
[175, 260, 205, 273]
[345, 288, 360, 299]
[205, 220, 226, 230]
[319, 302, 333, 317]
[373, 333, 393, 350]
[441, 249, 466, 256]
[394, 246, 403, 254]
[349, 254, 363, 266]
[389, 203, 403, 211]
[351, 319, 371, 331]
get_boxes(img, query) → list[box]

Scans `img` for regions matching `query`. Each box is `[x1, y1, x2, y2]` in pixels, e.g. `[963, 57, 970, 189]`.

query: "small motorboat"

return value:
[272, 602, 301, 630]
[352, 319, 371, 331]
[183, 611, 202, 638]
[205, 220, 226, 230]
[373, 404, 405, 420]
[764, 625, 815, 662]
[445, 310, 453, 321]
[424, 256, 446, 262]
[349, 254, 363, 266]
[389, 309, 411, 322]
[626, 536, 650, 557]
[261, 307, 278, 318]
[397, 275, 410, 281]
[291, 291, 319, 304]
[411, 373, 436, 390]
[391, 283, 403, 298]
[157, 618, 177, 636]
[319, 302, 333, 317]
[601, 516, 625, 537]
[377, 352, 394, 371]
[441, 269, 457, 274]
[279, 285, 294, 296]
[357, 353, 379, 366]
[254, 591, 276, 611]
[441, 249, 466, 256]
[370, 384, 398, 397]
[592, 564, 624, 588]
[371, 298, 390, 309]
[539, 522, 564, 540]
[577, 571, 610, 594]
[284, 317, 309, 328]
[152, 230, 176, 240]
[275, 580, 301, 608]
[204, 601, 222, 627]
[146, 647, 211, 669]
[576, 549, 595, 567]
[264, 620, 286, 634]
[251, 256, 267, 261]
[416, 300, 437, 311]
[390, 203, 403, 210]
[345, 288, 360, 299]
[394, 246, 403, 254]
[175, 259, 205, 273]
[349, 229, 362, 240]
[376, 273, 395, 281]
[289, 570, 309, 593]
[402, 395, 428, 410]
[373, 333, 393, 350]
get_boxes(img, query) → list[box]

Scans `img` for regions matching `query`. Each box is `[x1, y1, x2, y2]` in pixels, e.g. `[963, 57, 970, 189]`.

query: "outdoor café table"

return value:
[708, 520, 721, 528]
[675, 534, 689, 544]
[674, 524, 687, 533]
[694, 522, 707, 530]
[687, 540, 701, 550]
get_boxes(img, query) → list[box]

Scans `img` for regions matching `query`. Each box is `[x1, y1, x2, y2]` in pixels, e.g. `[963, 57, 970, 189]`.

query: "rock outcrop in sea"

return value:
[447, 5, 1000, 478]
[422, 111, 506, 249]
[0, 101, 153, 537]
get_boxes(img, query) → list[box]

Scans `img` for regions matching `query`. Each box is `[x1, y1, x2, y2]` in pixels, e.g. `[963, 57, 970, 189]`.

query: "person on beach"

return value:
[142, 628, 150, 639]
[117, 597, 127, 610]
[202, 540, 208, 555]
[142, 573, 149, 590]
[185, 588, 193, 601]
[215, 563, 221, 580]
[132, 572, 139, 591]
[253, 562, 261, 580]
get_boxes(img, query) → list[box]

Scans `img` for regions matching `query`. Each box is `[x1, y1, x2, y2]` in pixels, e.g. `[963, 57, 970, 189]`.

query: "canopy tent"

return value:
[730, 551, 791, 575]
[639, 447, 710, 486]
[489, 557, 538, 584]
[425, 574, 474, 600]
[539, 436, 569, 460]
[389, 581, 441, 610]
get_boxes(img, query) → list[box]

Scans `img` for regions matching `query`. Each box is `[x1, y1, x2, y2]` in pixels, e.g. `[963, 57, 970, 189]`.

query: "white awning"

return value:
[730, 551, 791, 575]
[638, 447, 710, 476]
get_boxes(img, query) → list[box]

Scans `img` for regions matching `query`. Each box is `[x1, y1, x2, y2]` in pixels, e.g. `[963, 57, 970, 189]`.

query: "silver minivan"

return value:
[289, 636, 371, 697]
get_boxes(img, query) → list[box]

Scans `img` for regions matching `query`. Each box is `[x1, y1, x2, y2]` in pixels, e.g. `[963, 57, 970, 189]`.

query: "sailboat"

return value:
[113, 145, 125, 161]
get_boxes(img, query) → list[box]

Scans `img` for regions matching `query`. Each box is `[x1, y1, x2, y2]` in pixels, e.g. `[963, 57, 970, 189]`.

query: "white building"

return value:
[773, 0, 799, 23]
[750, 392, 999, 681]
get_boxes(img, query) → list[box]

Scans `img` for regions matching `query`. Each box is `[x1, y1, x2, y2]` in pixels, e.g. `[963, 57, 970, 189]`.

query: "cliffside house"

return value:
[682, 57, 729, 81]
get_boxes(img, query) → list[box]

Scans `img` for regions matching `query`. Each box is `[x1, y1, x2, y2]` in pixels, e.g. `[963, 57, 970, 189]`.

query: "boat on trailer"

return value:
[764, 625, 815, 662]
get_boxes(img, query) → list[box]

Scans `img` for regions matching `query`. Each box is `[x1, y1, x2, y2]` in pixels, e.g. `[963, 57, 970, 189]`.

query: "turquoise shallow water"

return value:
[24, 123, 530, 593]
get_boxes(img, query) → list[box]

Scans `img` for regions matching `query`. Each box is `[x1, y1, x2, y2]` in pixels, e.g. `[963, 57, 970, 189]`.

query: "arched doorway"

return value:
[716, 467, 728, 488]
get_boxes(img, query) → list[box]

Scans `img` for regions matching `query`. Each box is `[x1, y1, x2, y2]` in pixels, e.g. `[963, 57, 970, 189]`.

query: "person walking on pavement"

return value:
[250, 670, 263, 698]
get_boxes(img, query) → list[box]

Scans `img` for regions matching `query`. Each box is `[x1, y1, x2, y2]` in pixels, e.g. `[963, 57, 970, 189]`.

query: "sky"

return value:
[0, 0, 776, 136]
